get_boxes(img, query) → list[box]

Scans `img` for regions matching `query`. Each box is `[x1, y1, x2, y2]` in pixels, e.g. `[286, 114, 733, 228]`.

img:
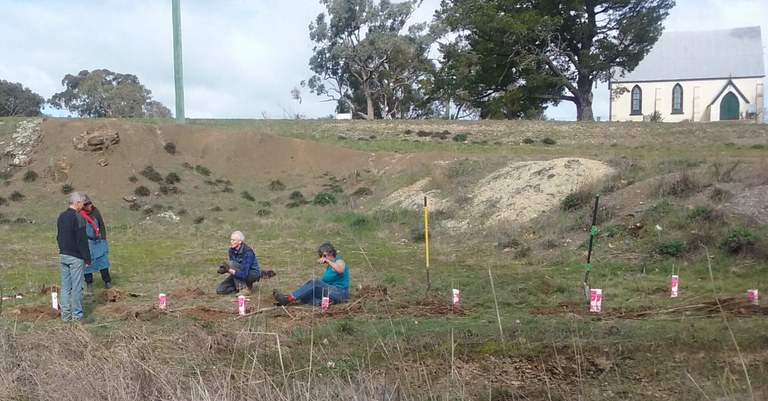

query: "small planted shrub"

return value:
[128, 175, 138, 183]
[182, 162, 193, 169]
[165, 172, 181, 185]
[723, 227, 757, 254]
[256, 209, 272, 217]
[23, 171, 38, 182]
[0, 197, 7, 206]
[194, 165, 211, 176]
[404, 129, 413, 135]
[140, 165, 163, 182]
[193, 216, 205, 224]
[658, 239, 685, 257]
[0, 169, 13, 180]
[211, 206, 223, 212]
[61, 183, 74, 195]
[241, 191, 255, 201]
[289, 191, 305, 202]
[522, 137, 535, 144]
[128, 203, 142, 211]
[164, 142, 177, 155]
[134, 185, 151, 197]
[285, 201, 303, 208]
[452, 133, 468, 142]
[541, 137, 557, 145]
[416, 130, 431, 138]
[221, 186, 234, 193]
[656, 172, 700, 198]
[269, 180, 286, 191]
[410, 225, 429, 242]
[258, 200, 272, 207]
[709, 187, 733, 203]
[313, 192, 337, 205]
[177, 208, 188, 216]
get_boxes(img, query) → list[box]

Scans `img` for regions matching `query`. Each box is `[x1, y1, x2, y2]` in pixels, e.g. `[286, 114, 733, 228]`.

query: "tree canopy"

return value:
[437, 0, 675, 120]
[48, 69, 172, 118]
[305, 0, 439, 119]
[0, 80, 45, 117]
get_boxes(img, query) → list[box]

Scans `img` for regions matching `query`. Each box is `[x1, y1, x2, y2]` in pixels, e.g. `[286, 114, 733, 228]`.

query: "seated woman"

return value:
[273, 242, 349, 306]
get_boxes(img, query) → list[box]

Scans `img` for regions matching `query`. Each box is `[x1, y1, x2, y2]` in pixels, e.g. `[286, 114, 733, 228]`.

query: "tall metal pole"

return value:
[172, 0, 186, 123]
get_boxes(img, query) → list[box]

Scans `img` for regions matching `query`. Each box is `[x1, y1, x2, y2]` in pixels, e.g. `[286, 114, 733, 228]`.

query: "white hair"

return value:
[231, 231, 245, 241]
[68, 191, 87, 205]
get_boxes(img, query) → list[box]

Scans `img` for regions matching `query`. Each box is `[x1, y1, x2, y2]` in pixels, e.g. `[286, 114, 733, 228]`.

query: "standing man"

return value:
[216, 230, 261, 296]
[56, 192, 91, 322]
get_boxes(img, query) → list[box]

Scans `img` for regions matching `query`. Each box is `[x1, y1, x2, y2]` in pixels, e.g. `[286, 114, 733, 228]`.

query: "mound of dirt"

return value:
[7, 304, 59, 320]
[99, 287, 141, 303]
[184, 305, 234, 321]
[168, 287, 206, 299]
[382, 157, 614, 227]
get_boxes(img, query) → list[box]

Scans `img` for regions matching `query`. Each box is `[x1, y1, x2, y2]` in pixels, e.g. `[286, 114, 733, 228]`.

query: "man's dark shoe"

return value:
[273, 289, 289, 306]
[84, 282, 93, 295]
[105, 281, 114, 289]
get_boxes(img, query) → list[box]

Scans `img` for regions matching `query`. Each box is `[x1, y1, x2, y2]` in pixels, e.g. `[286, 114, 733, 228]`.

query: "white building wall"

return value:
[610, 77, 764, 122]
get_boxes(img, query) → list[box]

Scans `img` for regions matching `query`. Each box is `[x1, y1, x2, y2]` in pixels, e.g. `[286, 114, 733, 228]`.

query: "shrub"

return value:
[404, 129, 413, 135]
[194, 165, 211, 176]
[452, 133, 468, 142]
[128, 203, 141, 211]
[158, 184, 179, 195]
[258, 200, 272, 207]
[723, 228, 757, 254]
[0, 169, 13, 180]
[140, 165, 163, 182]
[648, 110, 664, 122]
[193, 216, 205, 224]
[285, 201, 303, 208]
[164, 142, 177, 154]
[0, 197, 7, 206]
[352, 187, 373, 196]
[165, 172, 181, 185]
[221, 186, 234, 193]
[410, 225, 429, 242]
[522, 138, 535, 144]
[61, 183, 74, 195]
[241, 191, 255, 201]
[269, 180, 286, 191]
[128, 175, 138, 183]
[211, 206, 222, 212]
[415, 130, 431, 138]
[541, 137, 557, 145]
[289, 191, 305, 202]
[313, 192, 337, 205]
[134, 186, 151, 197]
[561, 190, 594, 211]
[336, 135, 347, 140]
[23, 171, 38, 182]
[256, 209, 272, 216]
[182, 162, 192, 169]
[10, 192, 25, 203]
[658, 239, 685, 257]
[709, 187, 733, 203]
[656, 171, 700, 198]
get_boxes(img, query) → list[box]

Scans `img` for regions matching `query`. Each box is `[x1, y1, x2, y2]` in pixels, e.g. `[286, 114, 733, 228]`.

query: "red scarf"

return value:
[80, 209, 100, 238]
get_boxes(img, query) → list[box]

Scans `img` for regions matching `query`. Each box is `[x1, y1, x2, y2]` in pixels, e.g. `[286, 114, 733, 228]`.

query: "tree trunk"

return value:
[575, 75, 595, 121]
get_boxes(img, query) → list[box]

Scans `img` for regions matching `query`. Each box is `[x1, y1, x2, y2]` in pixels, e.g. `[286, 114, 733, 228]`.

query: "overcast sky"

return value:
[0, 0, 765, 120]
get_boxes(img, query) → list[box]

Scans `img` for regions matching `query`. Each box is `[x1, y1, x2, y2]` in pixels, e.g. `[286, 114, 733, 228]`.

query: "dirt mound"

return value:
[530, 297, 768, 320]
[184, 305, 234, 321]
[38, 284, 60, 296]
[99, 287, 142, 303]
[97, 304, 163, 321]
[7, 304, 59, 320]
[168, 287, 206, 299]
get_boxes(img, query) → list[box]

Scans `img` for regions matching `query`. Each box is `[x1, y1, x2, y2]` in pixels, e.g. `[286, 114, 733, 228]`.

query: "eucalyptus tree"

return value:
[49, 69, 171, 118]
[437, 0, 675, 120]
[0, 80, 45, 117]
[305, 0, 437, 119]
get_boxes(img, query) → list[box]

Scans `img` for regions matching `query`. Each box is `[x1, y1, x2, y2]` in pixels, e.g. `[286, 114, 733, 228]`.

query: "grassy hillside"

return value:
[0, 117, 767, 400]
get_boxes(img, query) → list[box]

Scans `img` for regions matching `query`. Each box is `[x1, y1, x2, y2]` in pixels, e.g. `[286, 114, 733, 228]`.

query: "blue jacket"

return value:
[229, 243, 260, 280]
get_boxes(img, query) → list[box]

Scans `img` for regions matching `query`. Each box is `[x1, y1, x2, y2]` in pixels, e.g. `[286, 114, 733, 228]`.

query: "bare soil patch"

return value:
[7, 304, 59, 320]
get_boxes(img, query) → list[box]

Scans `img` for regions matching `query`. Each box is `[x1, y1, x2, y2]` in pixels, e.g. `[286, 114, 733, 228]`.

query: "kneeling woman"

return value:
[273, 242, 349, 306]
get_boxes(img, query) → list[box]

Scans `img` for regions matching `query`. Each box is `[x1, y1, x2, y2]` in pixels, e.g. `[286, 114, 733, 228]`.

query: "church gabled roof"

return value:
[613, 26, 765, 83]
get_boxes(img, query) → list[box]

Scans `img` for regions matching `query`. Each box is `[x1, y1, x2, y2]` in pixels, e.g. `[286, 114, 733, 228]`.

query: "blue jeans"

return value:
[291, 279, 348, 306]
[59, 254, 85, 321]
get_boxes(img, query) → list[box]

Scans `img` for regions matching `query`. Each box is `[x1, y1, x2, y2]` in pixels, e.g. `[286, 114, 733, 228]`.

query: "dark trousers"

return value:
[216, 270, 261, 294]
[85, 269, 111, 284]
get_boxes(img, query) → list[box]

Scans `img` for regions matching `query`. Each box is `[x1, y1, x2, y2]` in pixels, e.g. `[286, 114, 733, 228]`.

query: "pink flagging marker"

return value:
[589, 288, 602, 312]
[158, 293, 167, 309]
[452, 289, 461, 310]
[748, 289, 759, 305]
[321, 296, 330, 310]
[237, 295, 248, 315]
[670, 275, 679, 298]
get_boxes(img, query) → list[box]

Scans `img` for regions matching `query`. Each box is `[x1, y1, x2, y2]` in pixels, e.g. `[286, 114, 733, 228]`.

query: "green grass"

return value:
[1, 117, 768, 400]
